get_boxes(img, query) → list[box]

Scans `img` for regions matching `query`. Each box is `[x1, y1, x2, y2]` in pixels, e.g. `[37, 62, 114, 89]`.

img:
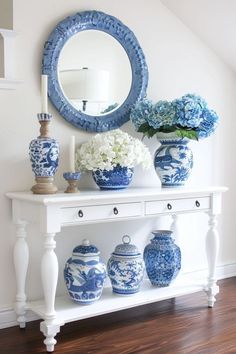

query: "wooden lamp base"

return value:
[31, 177, 58, 195]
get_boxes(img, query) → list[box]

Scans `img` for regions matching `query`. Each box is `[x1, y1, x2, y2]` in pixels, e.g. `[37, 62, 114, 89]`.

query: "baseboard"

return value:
[0, 308, 38, 330]
[215, 262, 236, 279]
[183, 262, 236, 280]
[1, 263, 236, 330]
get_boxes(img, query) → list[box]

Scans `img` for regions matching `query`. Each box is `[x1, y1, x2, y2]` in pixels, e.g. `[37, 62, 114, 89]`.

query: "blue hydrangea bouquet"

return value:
[130, 94, 219, 140]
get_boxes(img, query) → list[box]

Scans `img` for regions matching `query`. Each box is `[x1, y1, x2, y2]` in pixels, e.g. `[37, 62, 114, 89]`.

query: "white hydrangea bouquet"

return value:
[76, 129, 152, 171]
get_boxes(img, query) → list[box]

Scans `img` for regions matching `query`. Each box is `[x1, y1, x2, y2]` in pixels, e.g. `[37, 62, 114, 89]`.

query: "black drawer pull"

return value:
[195, 200, 200, 208]
[113, 207, 119, 215]
[167, 203, 172, 210]
[78, 210, 83, 218]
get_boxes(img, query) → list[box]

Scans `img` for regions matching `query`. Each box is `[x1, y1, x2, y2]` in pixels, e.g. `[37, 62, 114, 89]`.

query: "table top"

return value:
[6, 186, 228, 205]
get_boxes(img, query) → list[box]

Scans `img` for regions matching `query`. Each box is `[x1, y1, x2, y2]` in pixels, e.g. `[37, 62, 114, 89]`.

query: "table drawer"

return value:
[61, 202, 142, 224]
[145, 197, 210, 215]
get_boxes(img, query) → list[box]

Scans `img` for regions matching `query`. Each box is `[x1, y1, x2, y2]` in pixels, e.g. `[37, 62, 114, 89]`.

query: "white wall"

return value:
[161, 0, 236, 73]
[0, 0, 235, 315]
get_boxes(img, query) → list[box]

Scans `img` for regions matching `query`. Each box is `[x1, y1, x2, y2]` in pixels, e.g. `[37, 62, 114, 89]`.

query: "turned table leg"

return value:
[14, 221, 29, 328]
[205, 213, 219, 307]
[40, 233, 60, 352]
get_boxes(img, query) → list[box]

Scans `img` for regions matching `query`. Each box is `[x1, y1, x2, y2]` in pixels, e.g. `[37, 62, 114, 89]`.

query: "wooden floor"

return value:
[1, 278, 236, 354]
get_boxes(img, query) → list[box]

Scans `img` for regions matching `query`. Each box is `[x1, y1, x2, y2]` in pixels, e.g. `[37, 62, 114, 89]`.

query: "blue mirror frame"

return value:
[42, 10, 148, 132]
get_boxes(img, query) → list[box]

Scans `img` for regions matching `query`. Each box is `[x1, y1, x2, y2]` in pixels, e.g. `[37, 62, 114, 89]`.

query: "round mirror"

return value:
[42, 11, 148, 132]
[58, 30, 132, 116]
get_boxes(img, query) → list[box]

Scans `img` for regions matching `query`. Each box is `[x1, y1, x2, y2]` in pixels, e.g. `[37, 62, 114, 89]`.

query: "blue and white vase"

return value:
[64, 239, 106, 304]
[92, 165, 133, 190]
[107, 235, 144, 295]
[144, 230, 181, 287]
[29, 113, 59, 194]
[154, 138, 193, 187]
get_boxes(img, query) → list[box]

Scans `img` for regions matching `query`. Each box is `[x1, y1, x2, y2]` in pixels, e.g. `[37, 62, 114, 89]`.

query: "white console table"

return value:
[7, 186, 227, 352]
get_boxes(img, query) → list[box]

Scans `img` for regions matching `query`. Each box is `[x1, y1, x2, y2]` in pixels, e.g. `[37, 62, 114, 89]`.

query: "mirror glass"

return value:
[43, 10, 148, 132]
[58, 30, 132, 116]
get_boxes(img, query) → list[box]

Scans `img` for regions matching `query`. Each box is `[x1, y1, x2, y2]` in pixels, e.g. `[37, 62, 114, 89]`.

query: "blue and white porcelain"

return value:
[64, 239, 106, 304]
[63, 171, 81, 181]
[107, 235, 144, 295]
[144, 230, 181, 287]
[63, 171, 81, 193]
[92, 165, 133, 190]
[154, 138, 193, 187]
[42, 10, 148, 132]
[29, 113, 59, 178]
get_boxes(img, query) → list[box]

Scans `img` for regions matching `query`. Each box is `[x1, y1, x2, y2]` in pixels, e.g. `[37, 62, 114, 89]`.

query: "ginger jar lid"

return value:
[72, 239, 100, 257]
[112, 235, 140, 256]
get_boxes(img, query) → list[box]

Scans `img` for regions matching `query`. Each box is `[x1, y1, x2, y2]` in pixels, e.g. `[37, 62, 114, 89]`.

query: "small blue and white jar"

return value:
[64, 239, 106, 304]
[144, 230, 181, 287]
[107, 235, 144, 295]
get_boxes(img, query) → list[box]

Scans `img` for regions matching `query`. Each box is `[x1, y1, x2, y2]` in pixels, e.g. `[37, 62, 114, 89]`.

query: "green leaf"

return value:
[137, 122, 150, 133]
[137, 123, 199, 140]
[138, 123, 159, 138]
[176, 129, 198, 140]
[147, 127, 159, 137]
[159, 126, 176, 133]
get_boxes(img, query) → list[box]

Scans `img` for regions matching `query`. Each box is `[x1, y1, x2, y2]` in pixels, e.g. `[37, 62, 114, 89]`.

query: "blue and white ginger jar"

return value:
[64, 239, 106, 304]
[107, 235, 144, 295]
[154, 138, 193, 187]
[144, 230, 181, 287]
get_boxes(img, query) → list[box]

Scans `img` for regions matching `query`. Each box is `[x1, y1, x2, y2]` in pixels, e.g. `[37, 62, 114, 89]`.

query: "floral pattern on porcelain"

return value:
[107, 235, 144, 294]
[64, 239, 106, 304]
[92, 165, 134, 190]
[107, 258, 144, 294]
[63, 171, 81, 181]
[64, 259, 106, 303]
[144, 230, 181, 287]
[154, 139, 193, 187]
[29, 138, 59, 177]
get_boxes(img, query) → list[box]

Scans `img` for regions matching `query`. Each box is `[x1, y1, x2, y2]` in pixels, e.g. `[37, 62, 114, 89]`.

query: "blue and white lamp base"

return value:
[31, 177, 58, 195]
[29, 113, 59, 194]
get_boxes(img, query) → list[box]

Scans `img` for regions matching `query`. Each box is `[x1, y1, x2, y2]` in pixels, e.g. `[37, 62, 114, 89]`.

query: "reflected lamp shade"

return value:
[59, 68, 109, 102]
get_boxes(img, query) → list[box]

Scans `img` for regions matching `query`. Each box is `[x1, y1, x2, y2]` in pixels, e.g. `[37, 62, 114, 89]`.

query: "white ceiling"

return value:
[161, 0, 236, 72]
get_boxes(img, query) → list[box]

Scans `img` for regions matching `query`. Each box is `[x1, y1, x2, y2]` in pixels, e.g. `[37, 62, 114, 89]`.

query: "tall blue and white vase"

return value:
[29, 113, 59, 194]
[154, 138, 193, 187]
[64, 239, 107, 304]
[144, 230, 181, 287]
[107, 235, 144, 294]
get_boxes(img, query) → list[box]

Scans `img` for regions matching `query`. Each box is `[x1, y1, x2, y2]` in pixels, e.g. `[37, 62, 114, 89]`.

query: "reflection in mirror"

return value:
[58, 30, 132, 116]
